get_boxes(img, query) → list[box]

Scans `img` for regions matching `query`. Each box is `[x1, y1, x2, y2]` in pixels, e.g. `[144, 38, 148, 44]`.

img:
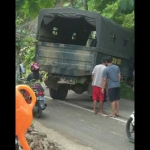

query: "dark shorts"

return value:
[108, 87, 120, 102]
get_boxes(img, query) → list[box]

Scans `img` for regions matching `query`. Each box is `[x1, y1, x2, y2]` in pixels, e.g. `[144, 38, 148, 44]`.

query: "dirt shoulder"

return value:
[33, 120, 93, 150]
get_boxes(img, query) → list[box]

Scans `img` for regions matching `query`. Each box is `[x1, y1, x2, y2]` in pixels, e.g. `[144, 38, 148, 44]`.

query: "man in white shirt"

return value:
[92, 57, 107, 114]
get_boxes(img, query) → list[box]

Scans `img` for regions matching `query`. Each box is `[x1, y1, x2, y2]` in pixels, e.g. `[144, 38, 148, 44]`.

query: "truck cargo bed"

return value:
[35, 42, 96, 77]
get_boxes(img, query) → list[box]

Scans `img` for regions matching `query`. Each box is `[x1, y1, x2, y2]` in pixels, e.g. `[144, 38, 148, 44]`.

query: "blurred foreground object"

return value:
[16, 85, 36, 150]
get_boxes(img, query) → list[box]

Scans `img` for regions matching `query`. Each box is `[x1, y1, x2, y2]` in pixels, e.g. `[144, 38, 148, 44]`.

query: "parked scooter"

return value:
[126, 111, 134, 143]
[19, 79, 47, 118]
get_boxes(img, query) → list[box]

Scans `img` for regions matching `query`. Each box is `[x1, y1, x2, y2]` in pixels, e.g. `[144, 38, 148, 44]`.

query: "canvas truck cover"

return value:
[35, 8, 134, 77]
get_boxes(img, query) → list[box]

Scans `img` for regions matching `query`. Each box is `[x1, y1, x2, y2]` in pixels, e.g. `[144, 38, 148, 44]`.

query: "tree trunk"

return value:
[69, 0, 74, 7]
[16, 50, 20, 85]
[83, 0, 88, 10]
[55, 0, 64, 8]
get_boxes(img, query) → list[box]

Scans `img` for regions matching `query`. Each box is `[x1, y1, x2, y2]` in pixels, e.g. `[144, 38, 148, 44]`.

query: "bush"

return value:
[120, 81, 134, 100]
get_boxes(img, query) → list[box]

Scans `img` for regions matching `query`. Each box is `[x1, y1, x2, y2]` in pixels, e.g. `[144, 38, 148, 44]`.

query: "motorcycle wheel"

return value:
[126, 117, 134, 143]
[15, 135, 19, 150]
[33, 106, 42, 118]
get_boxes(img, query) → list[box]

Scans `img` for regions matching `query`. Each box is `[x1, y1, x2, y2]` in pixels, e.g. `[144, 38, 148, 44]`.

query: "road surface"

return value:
[34, 88, 134, 150]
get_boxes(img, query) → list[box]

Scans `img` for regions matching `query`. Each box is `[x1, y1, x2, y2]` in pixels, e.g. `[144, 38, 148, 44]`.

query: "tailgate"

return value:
[35, 42, 96, 77]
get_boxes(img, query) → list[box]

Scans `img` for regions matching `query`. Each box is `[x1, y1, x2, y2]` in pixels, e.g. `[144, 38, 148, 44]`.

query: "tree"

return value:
[88, 0, 134, 29]
[55, 0, 64, 7]
[16, 0, 55, 20]
[83, 0, 88, 10]
[16, 31, 21, 84]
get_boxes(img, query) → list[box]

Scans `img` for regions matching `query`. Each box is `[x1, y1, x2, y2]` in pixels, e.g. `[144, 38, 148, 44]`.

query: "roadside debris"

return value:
[18, 124, 60, 150]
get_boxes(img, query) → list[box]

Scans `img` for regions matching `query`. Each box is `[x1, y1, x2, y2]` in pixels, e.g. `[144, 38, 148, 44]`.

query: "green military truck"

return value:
[34, 8, 134, 100]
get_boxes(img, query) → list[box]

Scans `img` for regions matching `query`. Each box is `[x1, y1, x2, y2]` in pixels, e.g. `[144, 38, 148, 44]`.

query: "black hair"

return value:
[106, 56, 113, 63]
[101, 57, 107, 63]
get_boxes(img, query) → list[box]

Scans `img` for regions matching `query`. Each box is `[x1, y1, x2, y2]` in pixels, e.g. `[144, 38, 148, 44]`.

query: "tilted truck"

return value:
[34, 8, 134, 100]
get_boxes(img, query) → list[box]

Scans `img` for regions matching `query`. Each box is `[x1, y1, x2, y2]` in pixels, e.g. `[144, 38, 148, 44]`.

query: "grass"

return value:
[120, 81, 134, 100]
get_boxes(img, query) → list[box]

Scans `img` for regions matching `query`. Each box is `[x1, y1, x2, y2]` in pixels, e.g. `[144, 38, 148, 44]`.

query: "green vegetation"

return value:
[120, 82, 134, 100]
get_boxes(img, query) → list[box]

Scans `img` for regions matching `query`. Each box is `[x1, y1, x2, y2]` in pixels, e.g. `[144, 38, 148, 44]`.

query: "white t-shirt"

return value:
[92, 64, 106, 87]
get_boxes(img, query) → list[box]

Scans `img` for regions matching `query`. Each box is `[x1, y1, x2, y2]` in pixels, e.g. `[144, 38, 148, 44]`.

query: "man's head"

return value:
[101, 57, 107, 66]
[106, 56, 113, 64]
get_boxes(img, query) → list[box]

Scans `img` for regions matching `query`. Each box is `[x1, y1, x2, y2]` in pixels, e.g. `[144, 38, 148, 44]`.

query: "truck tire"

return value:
[49, 85, 68, 100]
[49, 88, 59, 99]
[58, 85, 68, 100]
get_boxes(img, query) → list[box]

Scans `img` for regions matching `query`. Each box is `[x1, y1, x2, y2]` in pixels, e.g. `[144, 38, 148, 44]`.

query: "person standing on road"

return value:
[101, 56, 121, 118]
[92, 57, 107, 114]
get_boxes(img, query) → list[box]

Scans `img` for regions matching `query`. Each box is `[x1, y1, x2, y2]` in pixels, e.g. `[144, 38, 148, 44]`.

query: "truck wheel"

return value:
[49, 88, 59, 99]
[57, 85, 68, 100]
[49, 85, 68, 100]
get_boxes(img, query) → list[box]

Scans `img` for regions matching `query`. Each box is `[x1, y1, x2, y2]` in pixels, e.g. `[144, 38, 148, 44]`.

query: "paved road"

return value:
[44, 87, 134, 119]
[35, 87, 134, 150]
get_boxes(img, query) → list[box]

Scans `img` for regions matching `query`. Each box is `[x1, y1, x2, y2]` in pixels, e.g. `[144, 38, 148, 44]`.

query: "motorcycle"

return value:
[126, 111, 135, 143]
[15, 135, 19, 150]
[19, 79, 47, 118]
